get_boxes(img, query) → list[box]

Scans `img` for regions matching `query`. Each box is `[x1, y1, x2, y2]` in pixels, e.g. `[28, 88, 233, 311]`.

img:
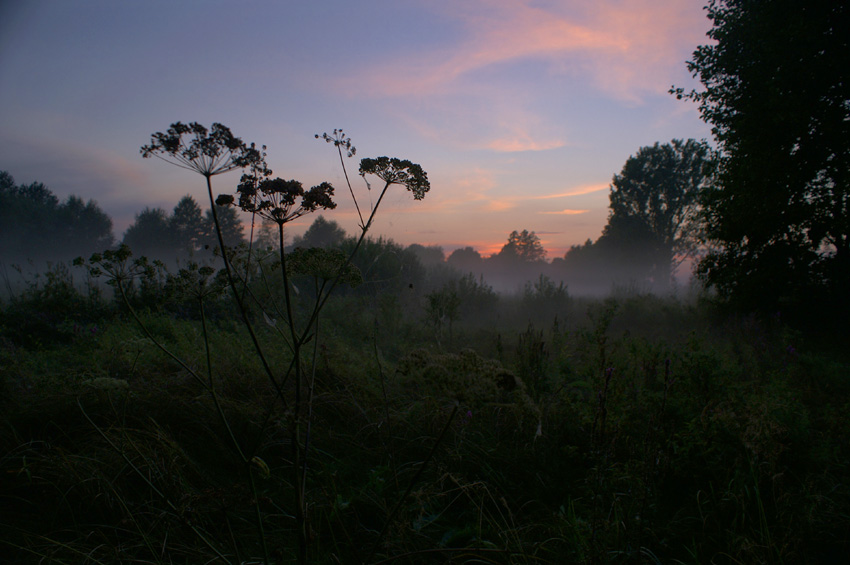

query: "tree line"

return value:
[0, 135, 715, 297]
[2, 0, 846, 317]
[0, 173, 245, 268]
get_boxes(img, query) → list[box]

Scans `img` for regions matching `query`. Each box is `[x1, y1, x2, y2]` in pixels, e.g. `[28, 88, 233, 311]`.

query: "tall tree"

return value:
[204, 204, 245, 250]
[0, 171, 113, 263]
[123, 207, 174, 259]
[496, 229, 546, 263]
[674, 0, 850, 311]
[293, 215, 347, 249]
[170, 195, 205, 255]
[607, 139, 715, 287]
[57, 195, 114, 258]
[447, 246, 484, 273]
[406, 243, 445, 267]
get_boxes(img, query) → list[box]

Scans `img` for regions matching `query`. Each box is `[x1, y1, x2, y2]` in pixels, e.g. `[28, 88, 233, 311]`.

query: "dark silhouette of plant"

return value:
[133, 123, 431, 564]
[359, 156, 430, 202]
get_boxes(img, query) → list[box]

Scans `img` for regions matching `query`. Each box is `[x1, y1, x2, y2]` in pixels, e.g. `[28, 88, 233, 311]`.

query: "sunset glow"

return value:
[0, 0, 712, 258]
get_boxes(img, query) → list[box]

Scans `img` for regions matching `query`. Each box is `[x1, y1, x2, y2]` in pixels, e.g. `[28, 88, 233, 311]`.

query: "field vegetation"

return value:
[1, 246, 848, 563]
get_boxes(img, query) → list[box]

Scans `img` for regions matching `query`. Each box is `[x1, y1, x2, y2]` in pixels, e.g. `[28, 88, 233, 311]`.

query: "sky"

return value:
[0, 0, 713, 258]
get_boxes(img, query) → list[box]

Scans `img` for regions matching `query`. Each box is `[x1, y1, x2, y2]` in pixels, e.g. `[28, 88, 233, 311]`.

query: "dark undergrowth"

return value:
[1, 265, 849, 564]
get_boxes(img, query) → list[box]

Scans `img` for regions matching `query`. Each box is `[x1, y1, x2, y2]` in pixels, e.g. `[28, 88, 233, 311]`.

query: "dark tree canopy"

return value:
[122, 207, 174, 259]
[0, 171, 114, 264]
[447, 246, 484, 273]
[496, 230, 546, 263]
[170, 195, 205, 253]
[205, 204, 245, 250]
[122, 196, 247, 261]
[675, 0, 850, 311]
[293, 215, 347, 249]
[607, 139, 715, 286]
[406, 244, 445, 267]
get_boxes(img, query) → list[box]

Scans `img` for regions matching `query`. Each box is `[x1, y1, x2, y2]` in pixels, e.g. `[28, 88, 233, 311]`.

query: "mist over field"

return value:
[2, 1, 849, 563]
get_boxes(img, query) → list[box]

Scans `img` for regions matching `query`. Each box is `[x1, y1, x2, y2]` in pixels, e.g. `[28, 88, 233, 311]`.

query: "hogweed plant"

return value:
[79, 122, 430, 564]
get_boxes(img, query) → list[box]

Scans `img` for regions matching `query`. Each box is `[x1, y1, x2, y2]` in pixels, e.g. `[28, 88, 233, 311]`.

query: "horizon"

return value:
[0, 0, 713, 259]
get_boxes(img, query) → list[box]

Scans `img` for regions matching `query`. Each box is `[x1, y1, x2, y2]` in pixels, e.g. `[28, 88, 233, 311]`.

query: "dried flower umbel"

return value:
[359, 156, 430, 200]
[231, 177, 337, 225]
[141, 122, 268, 178]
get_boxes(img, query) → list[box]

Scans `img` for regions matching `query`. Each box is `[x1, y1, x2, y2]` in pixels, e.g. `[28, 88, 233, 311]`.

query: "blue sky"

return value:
[0, 0, 712, 257]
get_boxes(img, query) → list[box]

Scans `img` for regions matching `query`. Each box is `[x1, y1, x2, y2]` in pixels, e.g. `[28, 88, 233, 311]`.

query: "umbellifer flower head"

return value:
[234, 175, 336, 225]
[141, 122, 267, 178]
[359, 157, 430, 200]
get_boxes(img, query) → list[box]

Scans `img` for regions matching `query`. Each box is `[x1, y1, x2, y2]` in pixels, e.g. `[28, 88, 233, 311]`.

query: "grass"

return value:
[1, 259, 849, 563]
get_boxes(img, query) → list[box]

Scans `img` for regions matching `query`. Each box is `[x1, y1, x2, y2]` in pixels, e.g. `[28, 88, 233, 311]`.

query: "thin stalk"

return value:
[298, 180, 393, 345]
[199, 291, 246, 461]
[205, 174, 289, 411]
[365, 404, 459, 563]
[248, 468, 271, 565]
[301, 275, 321, 500]
[337, 144, 364, 228]
[78, 399, 232, 564]
[276, 220, 308, 565]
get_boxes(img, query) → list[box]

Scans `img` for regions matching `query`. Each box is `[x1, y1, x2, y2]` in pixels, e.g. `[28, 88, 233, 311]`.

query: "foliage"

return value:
[674, 0, 850, 315]
[606, 139, 715, 286]
[495, 229, 546, 263]
[169, 194, 205, 253]
[291, 215, 347, 249]
[406, 243, 446, 267]
[4, 284, 849, 563]
[447, 245, 484, 273]
[122, 206, 175, 259]
[122, 195, 246, 262]
[340, 235, 425, 295]
[522, 274, 570, 319]
[0, 171, 114, 264]
[204, 203, 245, 250]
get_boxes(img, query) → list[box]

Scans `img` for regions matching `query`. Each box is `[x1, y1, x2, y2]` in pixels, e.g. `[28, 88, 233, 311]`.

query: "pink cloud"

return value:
[487, 136, 565, 153]
[349, 0, 707, 100]
[540, 209, 590, 215]
[533, 183, 609, 199]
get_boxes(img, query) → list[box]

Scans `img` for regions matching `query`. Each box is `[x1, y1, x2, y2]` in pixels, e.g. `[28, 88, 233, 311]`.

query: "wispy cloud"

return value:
[350, 0, 705, 99]
[533, 182, 609, 199]
[540, 209, 589, 215]
[487, 136, 565, 153]
[341, 0, 706, 153]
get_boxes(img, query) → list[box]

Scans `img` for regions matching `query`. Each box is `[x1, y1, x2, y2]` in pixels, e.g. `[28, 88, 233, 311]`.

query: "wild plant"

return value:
[76, 123, 431, 563]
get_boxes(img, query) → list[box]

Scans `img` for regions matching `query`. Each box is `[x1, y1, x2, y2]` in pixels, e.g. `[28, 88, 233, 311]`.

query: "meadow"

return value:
[1, 255, 848, 564]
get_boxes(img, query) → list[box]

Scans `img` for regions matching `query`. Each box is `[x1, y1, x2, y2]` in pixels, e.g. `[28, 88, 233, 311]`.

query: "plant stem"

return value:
[205, 174, 289, 411]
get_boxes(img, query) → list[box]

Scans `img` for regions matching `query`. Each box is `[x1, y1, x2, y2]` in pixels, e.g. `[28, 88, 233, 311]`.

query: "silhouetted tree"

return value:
[123, 207, 174, 260]
[170, 195, 205, 255]
[496, 230, 546, 263]
[607, 139, 714, 287]
[447, 246, 484, 274]
[674, 0, 850, 313]
[204, 203, 245, 250]
[340, 235, 424, 294]
[407, 244, 445, 267]
[56, 195, 114, 258]
[293, 215, 347, 249]
[0, 171, 114, 264]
